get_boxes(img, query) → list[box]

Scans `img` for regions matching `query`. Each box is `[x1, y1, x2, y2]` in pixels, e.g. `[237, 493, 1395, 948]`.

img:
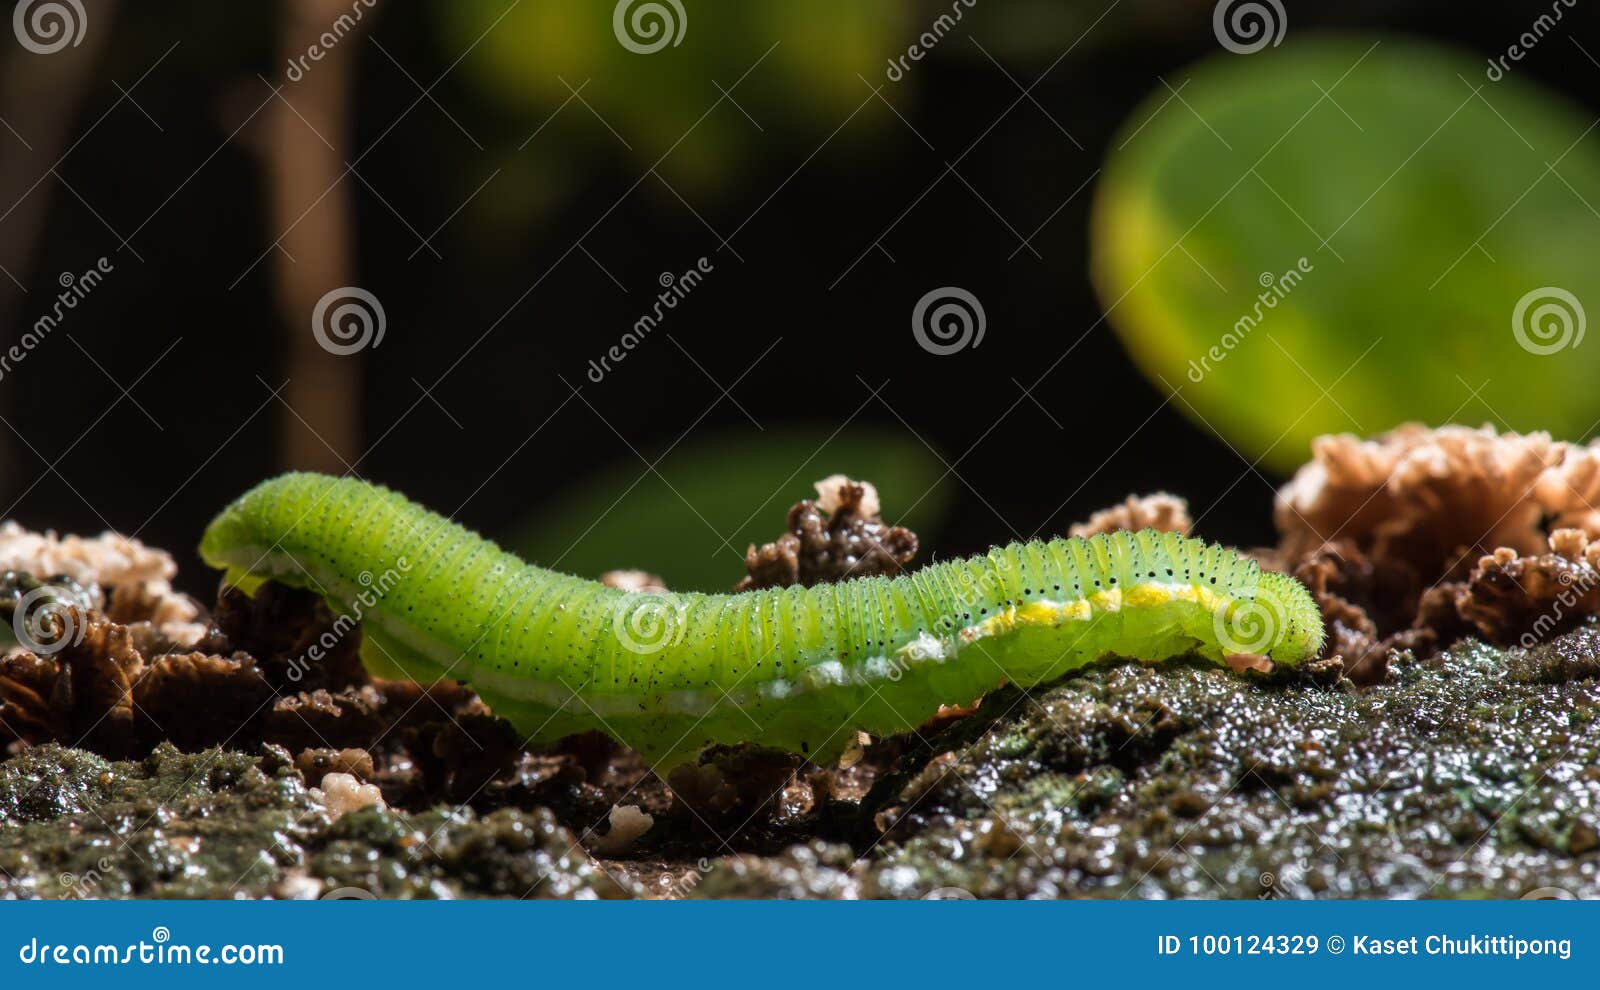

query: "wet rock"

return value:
[6, 627, 1600, 899]
[0, 742, 631, 899]
[694, 629, 1600, 898]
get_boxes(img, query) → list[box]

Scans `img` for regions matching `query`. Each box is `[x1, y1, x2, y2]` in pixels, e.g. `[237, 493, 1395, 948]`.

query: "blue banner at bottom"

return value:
[1, 900, 1590, 987]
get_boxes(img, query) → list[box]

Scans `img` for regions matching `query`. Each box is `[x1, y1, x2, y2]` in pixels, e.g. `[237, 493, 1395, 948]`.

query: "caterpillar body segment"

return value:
[200, 473, 1324, 769]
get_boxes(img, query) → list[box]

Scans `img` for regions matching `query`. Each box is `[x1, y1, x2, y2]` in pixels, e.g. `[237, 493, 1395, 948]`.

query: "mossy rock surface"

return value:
[0, 743, 627, 899]
[4, 630, 1599, 899]
[699, 632, 1600, 898]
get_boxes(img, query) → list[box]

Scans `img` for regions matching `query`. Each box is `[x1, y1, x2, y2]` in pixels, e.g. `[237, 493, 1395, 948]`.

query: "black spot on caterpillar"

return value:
[200, 473, 1324, 769]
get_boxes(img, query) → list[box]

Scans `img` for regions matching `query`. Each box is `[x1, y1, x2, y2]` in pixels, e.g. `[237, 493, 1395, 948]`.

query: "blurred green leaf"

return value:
[439, 0, 908, 212]
[1093, 37, 1600, 471]
[506, 425, 951, 591]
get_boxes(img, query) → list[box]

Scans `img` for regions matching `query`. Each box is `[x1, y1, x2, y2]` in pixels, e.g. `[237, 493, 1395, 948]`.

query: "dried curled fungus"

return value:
[1069, 492, 1192, 538]
[1453, 529, 1600, 646]
[213, 583, 366, 690]
[736, 475, 918, 592]
[0, 521, 207, 648]
[1273, 425, 1600, 682]
[1288, 543, 1435, 686]
[1275, 424, 1572, 581]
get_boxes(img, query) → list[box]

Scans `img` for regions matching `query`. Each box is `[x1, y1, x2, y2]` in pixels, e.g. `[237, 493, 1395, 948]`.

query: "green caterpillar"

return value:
[200, 473, 1323, 769]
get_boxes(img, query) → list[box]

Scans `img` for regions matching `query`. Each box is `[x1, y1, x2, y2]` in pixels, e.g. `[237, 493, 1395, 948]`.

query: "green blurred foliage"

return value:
[439, 0, 910, 220]
[1093, 37, 1600, 470]
[507, 425, 952, 591]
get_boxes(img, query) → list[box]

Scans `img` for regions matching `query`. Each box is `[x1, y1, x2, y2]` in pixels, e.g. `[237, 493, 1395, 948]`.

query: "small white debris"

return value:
[815, 474, 879, 518]
[599, 569, 670, 594]
[313, 771, 385, 820]
[591, 804, 654, 855]
[838, 731, 872, 769]
[272, 873, 325, 900]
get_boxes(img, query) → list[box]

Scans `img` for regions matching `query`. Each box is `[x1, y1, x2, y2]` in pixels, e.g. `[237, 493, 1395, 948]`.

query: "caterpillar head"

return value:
[1210, 571, 1325, 666]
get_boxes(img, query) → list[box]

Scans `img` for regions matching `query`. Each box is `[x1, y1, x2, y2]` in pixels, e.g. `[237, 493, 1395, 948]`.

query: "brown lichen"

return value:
[1273, 427, 1600, 681]
[135, 653, 276, 752]
[1275, 424, 1572, 581]
[1452, 530, 1600, 646]
[1069, 492, 1192, 537]
[0, 521, 207, 647]
[0, 649, 62, 745]
[212, 583, 365, 690]
[736, 476, 917, 592]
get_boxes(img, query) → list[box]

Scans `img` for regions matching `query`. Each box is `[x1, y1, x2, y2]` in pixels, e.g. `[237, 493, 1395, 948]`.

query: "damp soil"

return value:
[3, 627, 1598, 899]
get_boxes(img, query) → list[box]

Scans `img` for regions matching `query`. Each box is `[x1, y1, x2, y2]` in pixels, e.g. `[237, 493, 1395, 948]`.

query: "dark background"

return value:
[1, 0, 1596, 594]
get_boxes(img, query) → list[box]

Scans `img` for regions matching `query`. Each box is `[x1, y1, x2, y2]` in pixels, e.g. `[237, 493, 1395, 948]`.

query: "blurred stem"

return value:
[0, 2, 121, 500]
[267, 0, 382, 472]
